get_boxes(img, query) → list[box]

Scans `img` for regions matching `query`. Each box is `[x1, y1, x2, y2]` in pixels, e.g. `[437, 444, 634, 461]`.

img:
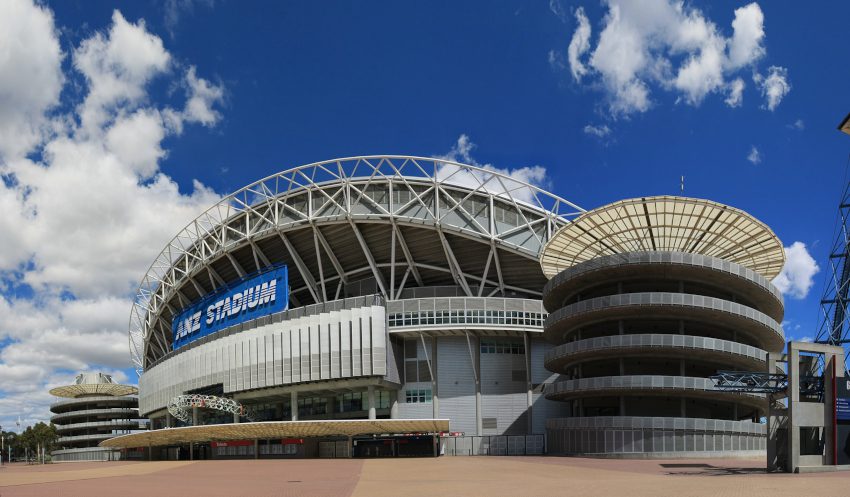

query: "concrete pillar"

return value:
[390, 394, 399, 419]
[432, 336, 439, 419]
[367, 385, 377, 420]
[330, 396, 338, 417]
[291, 391, 298, 421]
[192, 407, 199, 426]
[526, 339, 534, 433]
[474, 335, 483, 435]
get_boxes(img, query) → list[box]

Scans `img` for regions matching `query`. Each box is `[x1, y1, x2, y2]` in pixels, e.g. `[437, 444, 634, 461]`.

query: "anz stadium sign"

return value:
[172, 265, 288, 350]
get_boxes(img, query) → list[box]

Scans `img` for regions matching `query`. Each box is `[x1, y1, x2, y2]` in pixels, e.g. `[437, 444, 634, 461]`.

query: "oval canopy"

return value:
[540, 196, 785, 280]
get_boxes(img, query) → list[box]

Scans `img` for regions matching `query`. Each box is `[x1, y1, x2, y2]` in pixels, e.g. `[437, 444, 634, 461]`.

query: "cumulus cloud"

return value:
[747, 145, 761, 164]
[583, 124, 611, 138]
[0, 0, 63, 160]
[0, 1, 224, 429]
[560, 1, 786, 116]
[435, 134, 548, 204]
[755, 66, 791, 111]
[773, 241, 820, 299]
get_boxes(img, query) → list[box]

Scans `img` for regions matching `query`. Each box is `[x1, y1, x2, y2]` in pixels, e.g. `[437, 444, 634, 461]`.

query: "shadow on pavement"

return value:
[661, 463, 767, 476]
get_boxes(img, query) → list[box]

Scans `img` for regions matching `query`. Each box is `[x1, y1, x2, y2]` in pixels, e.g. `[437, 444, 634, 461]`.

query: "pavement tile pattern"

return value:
[0, 457, 848, 497]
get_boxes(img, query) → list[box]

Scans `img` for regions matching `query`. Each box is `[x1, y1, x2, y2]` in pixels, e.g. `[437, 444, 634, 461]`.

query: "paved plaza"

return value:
[1, 457, 848, 497]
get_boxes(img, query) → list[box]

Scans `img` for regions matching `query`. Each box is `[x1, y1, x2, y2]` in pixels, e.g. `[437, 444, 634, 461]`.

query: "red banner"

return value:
[210, 440, 253, 447]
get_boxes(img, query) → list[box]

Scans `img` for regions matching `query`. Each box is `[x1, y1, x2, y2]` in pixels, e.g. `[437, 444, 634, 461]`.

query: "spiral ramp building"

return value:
[540, 196, 786, 457]
[49, 373, 148, 461]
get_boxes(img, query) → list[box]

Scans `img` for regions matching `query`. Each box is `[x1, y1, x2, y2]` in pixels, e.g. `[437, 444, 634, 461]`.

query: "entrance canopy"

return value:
[100, 419, 450, 448]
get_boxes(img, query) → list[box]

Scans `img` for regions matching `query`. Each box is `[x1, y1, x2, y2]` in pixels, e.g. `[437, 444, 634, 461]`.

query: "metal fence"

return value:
[441, 435, 545, 456]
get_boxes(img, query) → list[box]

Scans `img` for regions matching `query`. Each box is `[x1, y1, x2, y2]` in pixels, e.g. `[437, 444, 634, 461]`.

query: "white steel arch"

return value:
[130, 155, 584, 374]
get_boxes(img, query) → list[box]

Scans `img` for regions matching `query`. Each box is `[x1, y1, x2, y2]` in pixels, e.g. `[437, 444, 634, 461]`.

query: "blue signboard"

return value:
[838, 398, 850, 421]
[172, 265, 288, 350]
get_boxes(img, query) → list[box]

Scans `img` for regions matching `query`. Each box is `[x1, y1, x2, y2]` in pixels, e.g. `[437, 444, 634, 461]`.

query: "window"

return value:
[387, 309, 546, 329]
[480, 340, 525, 355]
[405, 389, 432, 404]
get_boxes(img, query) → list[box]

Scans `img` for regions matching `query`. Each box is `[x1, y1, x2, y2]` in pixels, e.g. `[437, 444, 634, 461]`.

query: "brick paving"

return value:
[0, 457, 848, 497]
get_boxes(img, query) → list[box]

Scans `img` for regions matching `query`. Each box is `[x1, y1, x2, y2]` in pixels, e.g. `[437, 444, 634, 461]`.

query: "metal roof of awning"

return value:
[99, 419, 450, 448]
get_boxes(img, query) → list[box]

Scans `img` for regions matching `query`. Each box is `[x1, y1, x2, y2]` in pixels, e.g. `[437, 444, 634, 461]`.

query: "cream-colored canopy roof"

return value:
[540, 196, 785, 280]
[49, 383, 138, 398]
[100, 419, 450, 448]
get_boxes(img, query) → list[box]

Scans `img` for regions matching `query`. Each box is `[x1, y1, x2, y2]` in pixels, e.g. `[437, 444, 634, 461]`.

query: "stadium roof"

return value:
[100, 419, 450, 448]
[540, 196, 785, 280]
[132, 155, 585, 373]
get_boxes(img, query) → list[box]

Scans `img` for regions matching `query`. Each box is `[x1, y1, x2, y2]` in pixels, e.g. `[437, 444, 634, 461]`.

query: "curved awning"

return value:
[49, 383, 138, 398]
[100, 419, 450, 448]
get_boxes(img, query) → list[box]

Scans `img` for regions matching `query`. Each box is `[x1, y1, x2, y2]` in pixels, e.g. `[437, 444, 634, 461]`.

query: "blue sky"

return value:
[0, 0, 847, 427]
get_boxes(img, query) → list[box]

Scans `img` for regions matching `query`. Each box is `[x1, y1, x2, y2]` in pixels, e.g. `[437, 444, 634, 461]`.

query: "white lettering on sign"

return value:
[205, 278, 277, 326]
[174, 311, 202, 340]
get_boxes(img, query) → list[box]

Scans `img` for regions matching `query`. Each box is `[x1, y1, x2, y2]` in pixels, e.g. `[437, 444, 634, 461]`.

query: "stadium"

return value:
[101, 156, 785, 459]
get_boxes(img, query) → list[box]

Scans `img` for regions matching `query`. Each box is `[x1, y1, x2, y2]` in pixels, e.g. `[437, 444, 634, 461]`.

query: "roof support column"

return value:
[464, 331, 481, 435]
[367, 385, 376, 420]
[524, 331, 533, 434]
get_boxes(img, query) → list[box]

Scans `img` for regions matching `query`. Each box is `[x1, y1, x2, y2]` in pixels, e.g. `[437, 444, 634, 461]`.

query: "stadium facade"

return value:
[104, 157, 785, 459]
[49, 373, 147, 461]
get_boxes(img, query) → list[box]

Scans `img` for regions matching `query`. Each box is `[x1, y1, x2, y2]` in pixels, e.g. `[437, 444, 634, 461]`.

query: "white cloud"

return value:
[567, 7, 591, 82]
[548, 50, 565, 71]
[435, 134, 548, 204]
[73, 10, 171, 134]
[0, 1, 225, 430]
[583, 124, 611, 138]
[755, 66, 791, 111]
[725, 78, 745, 107]
[0, 0, 63, 160]
[726, 3, 765, 69]
[773, 241, 820, 299]
[182, 66, 225, 126]
[747, 145, 761, 164]
[562, 1, 784, 116]
[549, 0, 567, 23]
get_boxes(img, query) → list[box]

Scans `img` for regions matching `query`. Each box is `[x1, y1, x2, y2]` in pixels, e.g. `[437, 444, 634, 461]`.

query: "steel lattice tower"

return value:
[815, 177, 850, 371]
